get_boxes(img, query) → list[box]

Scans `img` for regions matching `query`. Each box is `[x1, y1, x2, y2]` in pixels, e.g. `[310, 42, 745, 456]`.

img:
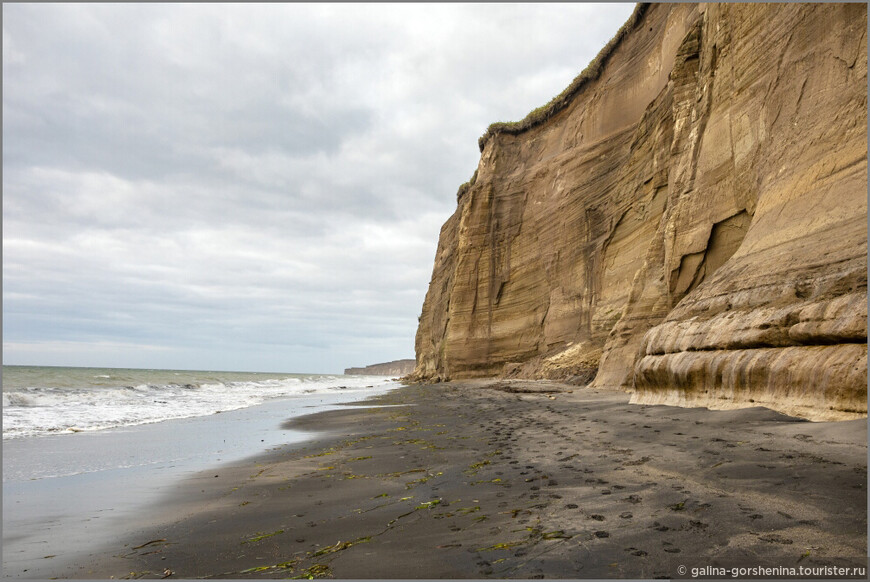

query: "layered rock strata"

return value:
[345, 359, 416, 376]
[410, 3, 867, 420]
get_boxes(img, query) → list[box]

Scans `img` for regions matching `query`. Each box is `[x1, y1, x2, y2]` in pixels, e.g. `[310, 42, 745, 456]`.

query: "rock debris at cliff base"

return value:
[411, 2, 868, 421]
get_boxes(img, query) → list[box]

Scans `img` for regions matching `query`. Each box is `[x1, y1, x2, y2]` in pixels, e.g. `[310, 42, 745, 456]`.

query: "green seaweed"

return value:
[405, 471, 443, 489]
[239, 560, 297, 574]
[292, 564, 331, 579]
[415, 499, 442, 510]
[304, 450, 336, 458]
[239, 565, 272, 574]
[405, 476, 430, 488]
[464, 460, 491, 475]
[457, 506, 481, 514]
[381, 468, 426, 478]
[242, 529, 285, 544]
[476, 540, 525, 551]
[312, 536, 372, 557]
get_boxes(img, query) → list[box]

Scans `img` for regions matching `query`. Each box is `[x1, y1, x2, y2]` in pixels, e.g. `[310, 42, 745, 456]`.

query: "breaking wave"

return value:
[2, 373, 398, 440]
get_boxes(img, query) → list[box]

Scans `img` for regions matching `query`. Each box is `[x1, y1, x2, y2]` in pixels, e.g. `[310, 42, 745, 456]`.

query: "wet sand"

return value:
[1, 387, 400, 580]
[46, 381, 866, 579]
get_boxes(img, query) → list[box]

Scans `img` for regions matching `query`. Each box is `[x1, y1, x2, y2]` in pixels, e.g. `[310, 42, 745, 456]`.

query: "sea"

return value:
[2, 365, 399, 441]
[1, 365, 403, 578]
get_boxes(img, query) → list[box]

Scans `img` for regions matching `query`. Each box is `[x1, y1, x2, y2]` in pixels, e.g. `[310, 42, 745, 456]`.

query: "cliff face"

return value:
[345, 359, 416, 376]
[411, 3, 867, 421]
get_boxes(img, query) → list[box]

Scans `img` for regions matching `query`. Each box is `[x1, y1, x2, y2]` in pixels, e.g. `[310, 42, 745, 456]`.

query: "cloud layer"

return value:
[3, 3, 635, 373]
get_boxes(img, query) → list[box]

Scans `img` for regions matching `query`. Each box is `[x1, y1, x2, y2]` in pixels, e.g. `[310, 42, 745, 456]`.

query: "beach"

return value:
[25, 380, 866, 580]
[1, 370, 400, 580]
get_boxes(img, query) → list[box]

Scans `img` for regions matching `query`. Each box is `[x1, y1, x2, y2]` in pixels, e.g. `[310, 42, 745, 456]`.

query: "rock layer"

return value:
[345, 359, 416, 376]
[410, 3, 867, 421]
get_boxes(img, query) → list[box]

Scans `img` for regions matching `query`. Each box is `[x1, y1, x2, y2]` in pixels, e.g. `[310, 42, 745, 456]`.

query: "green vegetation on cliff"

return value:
[477, 3, 650, 152]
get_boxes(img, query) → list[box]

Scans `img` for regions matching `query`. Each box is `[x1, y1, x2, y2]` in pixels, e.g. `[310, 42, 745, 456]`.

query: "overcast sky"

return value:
[3, 2, 635, 374]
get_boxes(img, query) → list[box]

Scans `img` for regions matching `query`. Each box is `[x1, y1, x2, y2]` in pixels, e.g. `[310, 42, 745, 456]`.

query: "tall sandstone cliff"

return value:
[411, 3, 867, 421]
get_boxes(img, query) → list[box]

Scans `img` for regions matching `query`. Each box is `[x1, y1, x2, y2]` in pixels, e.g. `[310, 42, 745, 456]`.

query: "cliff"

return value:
[411, 3, 867, 421]
[345, 359, 416, 376]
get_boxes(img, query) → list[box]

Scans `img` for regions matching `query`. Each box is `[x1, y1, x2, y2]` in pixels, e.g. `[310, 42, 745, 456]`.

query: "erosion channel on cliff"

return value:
[410, 3, 867, 421]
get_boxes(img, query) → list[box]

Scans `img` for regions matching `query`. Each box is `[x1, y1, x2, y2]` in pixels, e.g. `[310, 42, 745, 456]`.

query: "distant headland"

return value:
[344, 359, 415, 376]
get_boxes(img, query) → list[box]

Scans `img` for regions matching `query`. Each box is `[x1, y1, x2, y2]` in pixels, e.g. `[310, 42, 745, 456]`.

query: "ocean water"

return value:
[2, 365, 398, 440]
[2, 365, 404, 577]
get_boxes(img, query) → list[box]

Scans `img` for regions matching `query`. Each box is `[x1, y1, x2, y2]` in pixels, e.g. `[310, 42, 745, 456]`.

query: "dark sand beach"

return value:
[49, 381, 866, 579]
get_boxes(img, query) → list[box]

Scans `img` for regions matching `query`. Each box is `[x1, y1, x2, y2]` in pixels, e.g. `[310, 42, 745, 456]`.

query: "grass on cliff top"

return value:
[476, 3, 650, 153]
[456, 168, 479, 201]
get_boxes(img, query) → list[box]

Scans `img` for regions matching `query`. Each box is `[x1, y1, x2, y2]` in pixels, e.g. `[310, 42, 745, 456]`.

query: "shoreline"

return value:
[1, 385, 401, 580]
[30, 381, 868, 579]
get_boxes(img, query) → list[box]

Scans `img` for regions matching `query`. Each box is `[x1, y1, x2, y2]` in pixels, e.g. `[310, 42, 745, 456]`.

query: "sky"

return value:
[3, 2, 636, 374]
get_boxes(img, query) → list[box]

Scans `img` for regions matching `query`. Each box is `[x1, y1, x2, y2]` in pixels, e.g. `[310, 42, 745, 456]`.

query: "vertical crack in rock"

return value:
[669, 210, 751, 302]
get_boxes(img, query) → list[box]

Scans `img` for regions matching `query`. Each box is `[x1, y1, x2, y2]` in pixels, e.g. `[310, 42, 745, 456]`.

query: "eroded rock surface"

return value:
[410, 3, 867, 420]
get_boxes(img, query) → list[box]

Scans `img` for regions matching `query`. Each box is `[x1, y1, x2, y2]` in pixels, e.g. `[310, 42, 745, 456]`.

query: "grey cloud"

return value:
[3, 2, 635, 372]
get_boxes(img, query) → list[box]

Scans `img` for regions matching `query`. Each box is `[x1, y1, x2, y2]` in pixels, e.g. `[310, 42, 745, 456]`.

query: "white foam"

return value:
[2, 374, 398, 440]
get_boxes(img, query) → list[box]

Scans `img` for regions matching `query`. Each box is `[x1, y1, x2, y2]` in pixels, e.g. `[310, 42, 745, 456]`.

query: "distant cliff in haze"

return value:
[344, 359, 416, 376]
